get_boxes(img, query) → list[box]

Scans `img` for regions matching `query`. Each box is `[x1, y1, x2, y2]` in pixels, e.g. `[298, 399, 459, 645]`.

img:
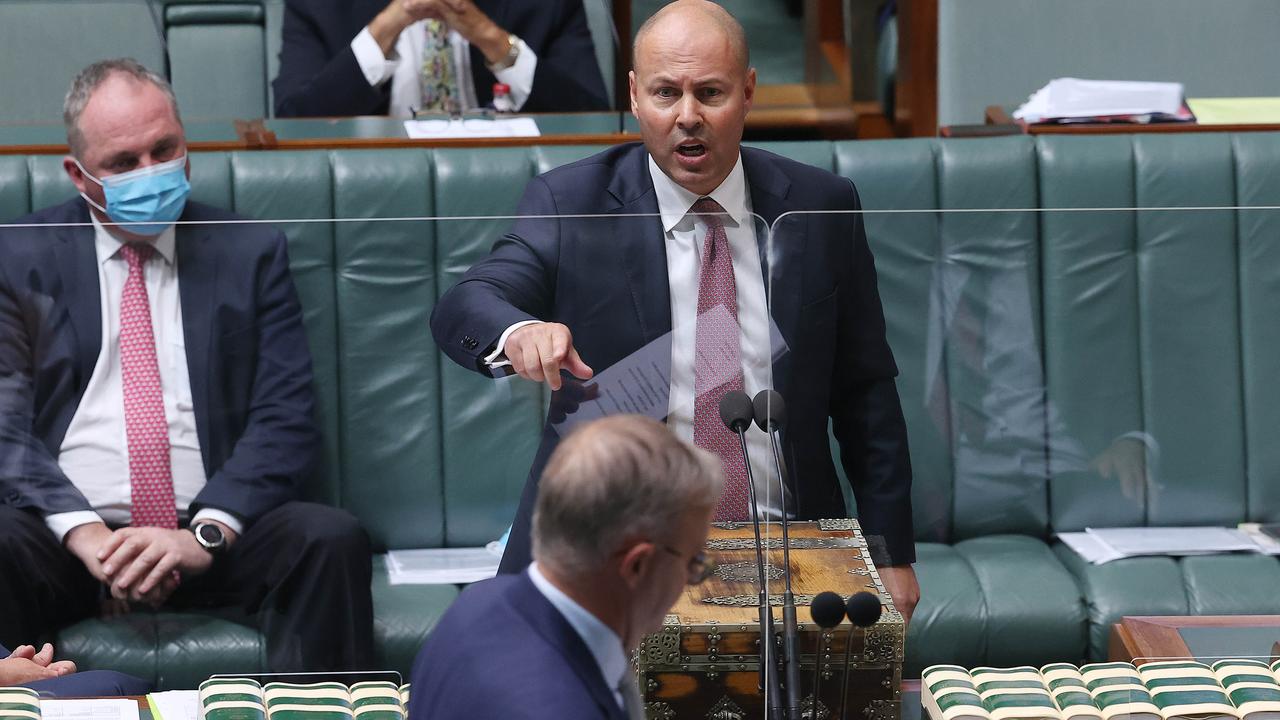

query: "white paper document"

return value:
[1014, 78, 1184, 123]
[404, 117, 540, 139]
[40, 700, 140, 720]
[1060, 526, 1263, 565]
[386, 547, 501, 585]
[147, 691, 199, 720]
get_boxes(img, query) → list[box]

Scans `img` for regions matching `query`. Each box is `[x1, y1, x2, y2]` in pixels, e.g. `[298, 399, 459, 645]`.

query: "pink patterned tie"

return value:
[690, 198, 750, 521]
[119, 243, 178, 530]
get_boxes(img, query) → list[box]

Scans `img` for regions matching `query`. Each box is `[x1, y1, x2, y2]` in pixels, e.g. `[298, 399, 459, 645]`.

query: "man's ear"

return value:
[63, 155, 89, 196]
[743, 67, 757, 111]
[617, 540, 656, 591]
[629, 70, 640, 117]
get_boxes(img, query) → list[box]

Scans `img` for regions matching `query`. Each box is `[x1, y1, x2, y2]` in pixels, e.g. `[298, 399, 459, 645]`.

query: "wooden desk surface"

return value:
[1109, 615, 1280, 663]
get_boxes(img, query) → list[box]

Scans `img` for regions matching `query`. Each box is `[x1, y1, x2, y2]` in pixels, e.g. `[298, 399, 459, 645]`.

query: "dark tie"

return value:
[689, 197, 750, 521]
[119, 243, 178, 529]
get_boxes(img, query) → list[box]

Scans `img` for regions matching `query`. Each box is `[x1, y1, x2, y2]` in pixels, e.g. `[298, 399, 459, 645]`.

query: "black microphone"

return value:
[751, 390, 801, 719]
[718, 390, 783, 717]
[838, 592, 884, 720]
[807, 592, 846, 720]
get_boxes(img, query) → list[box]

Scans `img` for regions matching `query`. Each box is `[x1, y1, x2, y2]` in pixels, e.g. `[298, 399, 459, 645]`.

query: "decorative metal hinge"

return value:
[702, 593, 819, 607]
[706, 696, 746, 720]
[802, 695, 832, 720]
[646, 701, 676, 720]
[642, 618, 681, 666]
[818, 518, 859, 531]
[706, 537, 863, 551]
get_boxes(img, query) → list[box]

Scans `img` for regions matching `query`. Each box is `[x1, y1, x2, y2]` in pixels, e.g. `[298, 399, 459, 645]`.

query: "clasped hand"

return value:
[0, 643, 76, 685]
[65, 523, 219, 607]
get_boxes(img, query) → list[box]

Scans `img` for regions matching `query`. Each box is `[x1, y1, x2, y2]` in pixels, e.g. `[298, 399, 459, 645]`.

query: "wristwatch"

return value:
[190, 521, 228, 555]
[487, 33, 521, 72]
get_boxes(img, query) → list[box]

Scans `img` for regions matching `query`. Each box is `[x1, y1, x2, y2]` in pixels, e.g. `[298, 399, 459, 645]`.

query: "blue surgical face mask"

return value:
[76, 154, 191, 236]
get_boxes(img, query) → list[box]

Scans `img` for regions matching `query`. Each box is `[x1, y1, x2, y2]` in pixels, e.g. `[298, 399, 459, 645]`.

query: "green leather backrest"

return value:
[834, 139, 952, 543]
[1037, 135, 1145, 530]
[1232, 134, 1280, 523]
[1133, 134, 1246, 525]
[5, 135, 1280, 551]
[166, 4, 269, 120]
[0, 1, 168, 125]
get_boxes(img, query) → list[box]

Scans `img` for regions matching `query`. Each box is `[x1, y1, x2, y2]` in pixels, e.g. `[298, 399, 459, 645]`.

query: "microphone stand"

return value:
[721, 393, 783, 718]
[755, 391, 801, 719]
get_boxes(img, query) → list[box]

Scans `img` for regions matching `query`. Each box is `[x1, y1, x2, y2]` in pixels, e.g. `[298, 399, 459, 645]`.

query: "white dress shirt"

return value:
[47, 214, 242, 541]
[527, 562, 629, 709]
[351, 22, 537, 118]
[648, 154, 789, 518]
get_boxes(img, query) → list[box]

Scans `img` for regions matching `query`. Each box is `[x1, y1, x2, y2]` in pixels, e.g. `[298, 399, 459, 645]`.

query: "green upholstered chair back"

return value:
[166, 3, 270, 120]
[5, 134, 1279, 553]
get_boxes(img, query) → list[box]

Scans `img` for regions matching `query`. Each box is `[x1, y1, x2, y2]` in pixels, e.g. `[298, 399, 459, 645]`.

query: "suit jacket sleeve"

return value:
[431, 176, 561, 375]
[830, 180, 916, 566]
[0, 255, 94, 516]
[520, 0, 610, 112]
[273, 1, 389, 118]
[191, 232, 319, 523]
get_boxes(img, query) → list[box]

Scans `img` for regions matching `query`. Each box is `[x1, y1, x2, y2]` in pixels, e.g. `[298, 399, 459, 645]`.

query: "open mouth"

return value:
[675, 142, 707, 157]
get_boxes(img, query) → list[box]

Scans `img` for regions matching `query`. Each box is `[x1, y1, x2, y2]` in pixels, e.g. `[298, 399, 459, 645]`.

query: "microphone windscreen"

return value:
[718, 391, 755, 433]
[809, 591, 846, 629]
[845, 591, 882, 628]
[751, 389, 787, 431]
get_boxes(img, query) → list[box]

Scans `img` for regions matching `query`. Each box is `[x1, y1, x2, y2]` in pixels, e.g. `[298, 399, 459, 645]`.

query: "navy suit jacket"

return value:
[430, 143, 915, 570]
[408, 572, 626, 720]
[273, 0, 610, 117]
[0, 198, 318, 525]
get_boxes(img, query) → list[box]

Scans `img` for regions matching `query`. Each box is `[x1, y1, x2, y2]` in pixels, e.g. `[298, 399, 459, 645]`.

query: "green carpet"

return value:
[630, 0, 805, 85]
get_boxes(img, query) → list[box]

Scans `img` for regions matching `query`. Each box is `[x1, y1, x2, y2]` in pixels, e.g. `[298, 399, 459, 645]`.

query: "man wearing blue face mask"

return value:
[0, 59, 375, 673]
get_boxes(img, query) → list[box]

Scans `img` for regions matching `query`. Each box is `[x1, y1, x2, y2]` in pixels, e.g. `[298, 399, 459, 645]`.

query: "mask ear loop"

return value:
[72, 158, 110, 215]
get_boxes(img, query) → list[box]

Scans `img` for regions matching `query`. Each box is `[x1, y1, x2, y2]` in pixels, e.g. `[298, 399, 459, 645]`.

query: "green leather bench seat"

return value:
[5, 133, 1280, 685]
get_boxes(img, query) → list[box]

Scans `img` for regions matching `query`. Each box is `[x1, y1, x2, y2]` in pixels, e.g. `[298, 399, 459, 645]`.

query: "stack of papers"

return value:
[404, 116, 540, 139]
[1059, 526, 1264, 565]
[1014, 78, 1188, 124]
[147, 691, 199, 720]
[386, 547, 501, 585]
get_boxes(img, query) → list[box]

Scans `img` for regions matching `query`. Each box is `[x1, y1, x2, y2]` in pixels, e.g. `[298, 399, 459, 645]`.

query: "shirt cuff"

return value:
[352, 26, 400, 87]
[46, 511, 105, 544]
[192, 508, 245, 537]
[492, 40, 537, 111]
[484, 320, 542, 369]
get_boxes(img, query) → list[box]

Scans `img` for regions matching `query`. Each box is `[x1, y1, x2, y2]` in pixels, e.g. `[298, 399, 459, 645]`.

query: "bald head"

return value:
[633, 1, 749, 73]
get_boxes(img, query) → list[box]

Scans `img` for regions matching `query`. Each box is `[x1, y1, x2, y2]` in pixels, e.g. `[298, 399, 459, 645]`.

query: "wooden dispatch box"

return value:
[636, 518, 904, 720]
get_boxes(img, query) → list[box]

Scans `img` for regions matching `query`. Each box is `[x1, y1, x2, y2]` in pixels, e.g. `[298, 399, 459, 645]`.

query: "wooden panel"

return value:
[896, 0, 938, 137]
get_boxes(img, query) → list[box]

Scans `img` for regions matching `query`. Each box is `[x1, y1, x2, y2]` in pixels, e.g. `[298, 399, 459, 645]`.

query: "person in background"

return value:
[274, 0, 610, 117]
[0, 58, 373, 672]
[407, 415, 722, 720]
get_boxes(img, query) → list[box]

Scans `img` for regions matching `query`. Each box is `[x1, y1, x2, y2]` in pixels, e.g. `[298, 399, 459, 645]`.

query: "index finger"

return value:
[541, 332, 565, 391]
[96, 528, 130, 561]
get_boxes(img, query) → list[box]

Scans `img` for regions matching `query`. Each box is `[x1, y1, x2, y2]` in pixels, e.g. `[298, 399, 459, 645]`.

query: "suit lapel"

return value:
[608, 146, 671, 343]
[509, 574, 628, 720]
[742, 149, 800, 400]
[50, 203, 102, 387]
[176, 217, 216, 459]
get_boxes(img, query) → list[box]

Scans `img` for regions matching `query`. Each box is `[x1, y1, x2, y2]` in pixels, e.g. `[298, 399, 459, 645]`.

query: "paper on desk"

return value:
[146, 691, 199, 720]
[1238, 523, 1280, 555]
[40, 700, 140, 720]
[1014, 78, 1184, 123]
[1087, 526, 1259, 558]
[1186, 97, 1280, 125]
[386, 547, 501, 584]
[1057, 531, 1126, 565]
[404, 117, 540, 139]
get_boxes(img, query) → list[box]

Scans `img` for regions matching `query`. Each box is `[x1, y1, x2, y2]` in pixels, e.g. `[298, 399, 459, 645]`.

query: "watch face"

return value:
[197, 523, 223, 546]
